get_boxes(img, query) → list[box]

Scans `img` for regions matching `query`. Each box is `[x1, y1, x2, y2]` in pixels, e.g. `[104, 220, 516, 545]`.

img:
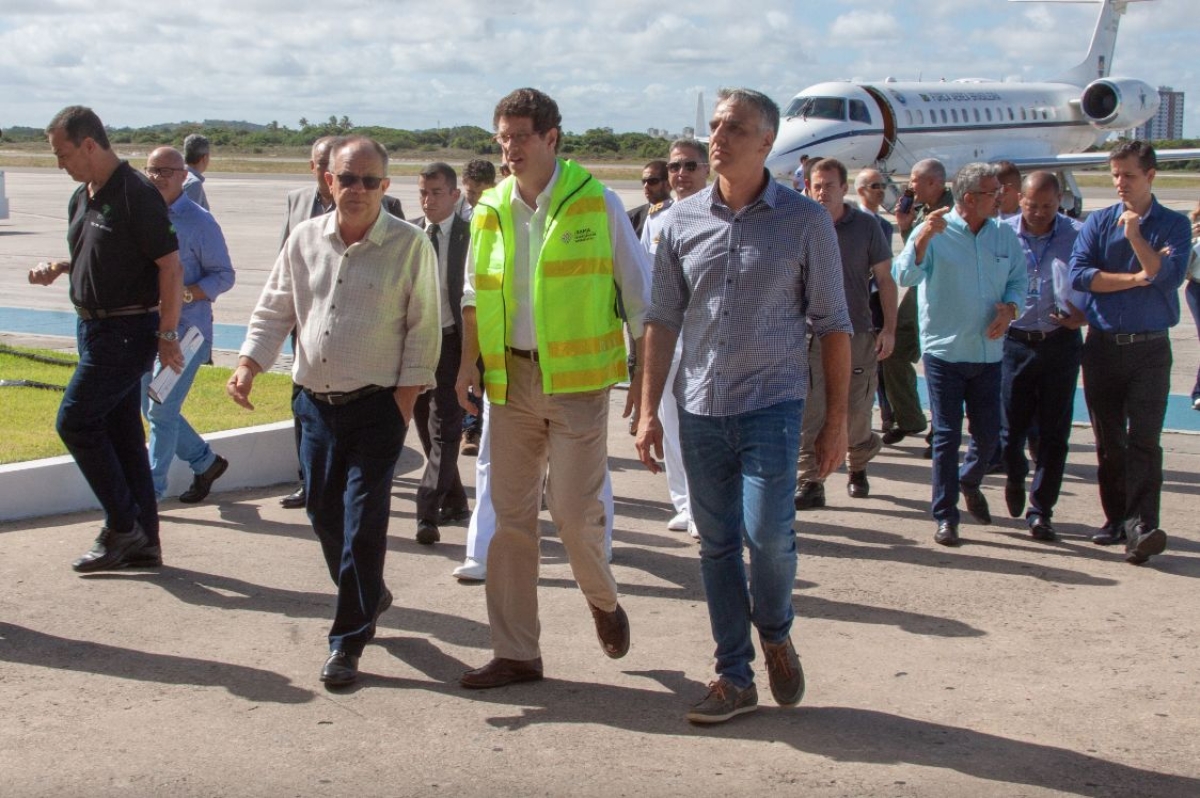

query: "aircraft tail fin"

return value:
[1009, 0, 1152, 85]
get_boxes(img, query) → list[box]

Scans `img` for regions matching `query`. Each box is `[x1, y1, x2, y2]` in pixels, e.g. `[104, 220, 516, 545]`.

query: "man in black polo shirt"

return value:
[30, 106, 184, 572]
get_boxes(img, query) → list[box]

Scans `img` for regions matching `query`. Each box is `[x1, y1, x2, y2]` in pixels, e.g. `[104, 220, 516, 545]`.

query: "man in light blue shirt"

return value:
[893, 162, 1025, 546]
[141, 146, 235, 502]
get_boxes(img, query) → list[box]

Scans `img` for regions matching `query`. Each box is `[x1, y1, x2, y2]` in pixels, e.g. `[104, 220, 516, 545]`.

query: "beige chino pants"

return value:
[485, 354, 619, 660]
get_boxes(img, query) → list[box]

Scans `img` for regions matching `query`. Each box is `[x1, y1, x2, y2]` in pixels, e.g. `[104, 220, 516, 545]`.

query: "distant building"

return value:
[1132, 86, 1185, 141]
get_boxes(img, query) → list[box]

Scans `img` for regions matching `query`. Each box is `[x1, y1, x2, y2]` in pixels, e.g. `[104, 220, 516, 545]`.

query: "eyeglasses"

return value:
[864, 182, 886, 190]
[970, 188, 1003, 199]
[335, 173, 385, 190]
[667, 160, 705, 173]
[146, 166, 185, 178]
[642, 177, 665, 186]
[493, 131, 539, 146]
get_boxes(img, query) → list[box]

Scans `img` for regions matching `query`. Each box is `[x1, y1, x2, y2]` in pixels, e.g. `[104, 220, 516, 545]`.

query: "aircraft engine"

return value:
[1079, 77, 1160, 131]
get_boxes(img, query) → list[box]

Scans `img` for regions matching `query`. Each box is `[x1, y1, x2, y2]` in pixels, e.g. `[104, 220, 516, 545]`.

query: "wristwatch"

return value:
[1006, 302, 1019, 317]
[155, 330, 180, 342]
[182, 287, 194, 303]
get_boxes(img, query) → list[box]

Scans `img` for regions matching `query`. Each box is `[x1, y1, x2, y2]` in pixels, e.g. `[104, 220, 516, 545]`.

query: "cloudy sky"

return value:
[2, 0, 1196, 136]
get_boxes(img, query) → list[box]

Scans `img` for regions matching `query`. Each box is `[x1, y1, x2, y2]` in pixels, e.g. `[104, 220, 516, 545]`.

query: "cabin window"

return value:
[849, 100, 871, 124]
[1007, 107, 1014, 121]
[783, 96, 846, 120]
[905, 110, 913, 125]
[974, 108, 981, 122]
[917, 109, 925, 124]
[1020, 108, 1027, 120]
[985, 108, 992, 122]
[940, 109, 948, 124]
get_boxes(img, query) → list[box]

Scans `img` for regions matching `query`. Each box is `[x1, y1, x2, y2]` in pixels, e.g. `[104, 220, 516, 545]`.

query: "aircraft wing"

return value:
[1005, 149, 1200, 171]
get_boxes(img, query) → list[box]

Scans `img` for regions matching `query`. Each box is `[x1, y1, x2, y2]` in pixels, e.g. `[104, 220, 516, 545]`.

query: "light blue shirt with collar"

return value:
[893, 208, 1026, 363]
[170, 193, 235, 340]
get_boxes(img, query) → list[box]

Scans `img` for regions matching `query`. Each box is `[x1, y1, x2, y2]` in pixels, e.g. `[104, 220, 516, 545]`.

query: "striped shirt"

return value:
[646, 175, 851, 417]
[240, 208, 442, 393]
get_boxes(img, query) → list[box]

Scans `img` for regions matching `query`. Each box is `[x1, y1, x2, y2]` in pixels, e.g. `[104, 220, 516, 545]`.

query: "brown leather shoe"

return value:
[460, 657, 544, 689]
[588, 600, 630, 659]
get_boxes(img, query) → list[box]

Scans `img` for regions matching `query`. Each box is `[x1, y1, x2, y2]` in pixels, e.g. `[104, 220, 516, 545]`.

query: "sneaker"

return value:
[72, 522, 157, 573]
[667, 510, 690, 531]
[760, 635, 805, 706]
[1193, 397, 1200, 411]
[794, 481, 825, 511]
[452, 557, 487, 582]
[686, 679, 758, 724]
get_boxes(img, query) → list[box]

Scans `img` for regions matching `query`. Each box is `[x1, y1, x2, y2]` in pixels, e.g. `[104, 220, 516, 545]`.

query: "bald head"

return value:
[145, 146, 188, 204]
[1018, 170, 1063, 236]
[1022, 170, 1060, 195]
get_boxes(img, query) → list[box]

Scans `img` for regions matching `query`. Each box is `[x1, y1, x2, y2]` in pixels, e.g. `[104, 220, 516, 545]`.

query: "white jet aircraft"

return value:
[765, 0, 1200, 214]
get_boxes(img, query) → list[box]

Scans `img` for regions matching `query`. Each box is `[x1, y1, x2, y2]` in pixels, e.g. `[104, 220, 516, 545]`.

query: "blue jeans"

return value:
[923, 356, 1002, 524]
[1187, 280, 1200, 402]
[57, 315, 160, 543]
[141, 337, 216, 499]
[678, 400, 803, 690]
[999, 330, 1082, 519]
[295, 388, 406, 657]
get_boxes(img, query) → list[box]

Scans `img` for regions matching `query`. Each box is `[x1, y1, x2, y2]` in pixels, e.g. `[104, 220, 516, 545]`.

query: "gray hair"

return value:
[952, 162, 1000, 205]
[715, 88, 780, 137]
[911, 158, 946, 183]
[668, 138, 708, 161]
[183, 133, 210, 165]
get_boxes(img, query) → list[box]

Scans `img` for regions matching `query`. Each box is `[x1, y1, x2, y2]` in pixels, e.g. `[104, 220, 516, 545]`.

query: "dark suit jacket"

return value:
[628, 203, 651, 238]
[279, 186, 405, 250]
[413, 213, 469, 331]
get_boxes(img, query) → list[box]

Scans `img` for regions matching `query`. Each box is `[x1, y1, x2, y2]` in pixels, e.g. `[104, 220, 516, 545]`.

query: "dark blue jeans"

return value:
[296, 388, 406, 656]
[678, 400, 803, 690]
[923, 356, 1002, 524]
[1000, 330, 1082, 519]
[57, 315, 159, 543]
[1081, 331, 1171, 531]
[1187, 280, 1199, 402]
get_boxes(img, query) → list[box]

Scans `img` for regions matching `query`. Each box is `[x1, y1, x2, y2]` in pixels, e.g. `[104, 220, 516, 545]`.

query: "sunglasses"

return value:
[336, 173, 385, 190]
[642, 176, 665, 186]
[667, 160, 704, 173]
[146, 166, 185, 178]
[864, 182, 886, 190]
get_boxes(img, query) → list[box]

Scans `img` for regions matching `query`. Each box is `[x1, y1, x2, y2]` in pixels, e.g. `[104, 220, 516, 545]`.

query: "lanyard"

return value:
[1020, 224, 1057, 277]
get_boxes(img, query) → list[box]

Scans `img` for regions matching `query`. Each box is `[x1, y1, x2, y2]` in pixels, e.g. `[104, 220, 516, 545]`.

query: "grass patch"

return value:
[0, 345, 294, 464]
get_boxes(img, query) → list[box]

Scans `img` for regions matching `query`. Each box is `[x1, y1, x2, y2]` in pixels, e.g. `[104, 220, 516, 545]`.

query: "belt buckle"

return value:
[1114, 333, 1134, 345]
[1029, 330, 1047, 342]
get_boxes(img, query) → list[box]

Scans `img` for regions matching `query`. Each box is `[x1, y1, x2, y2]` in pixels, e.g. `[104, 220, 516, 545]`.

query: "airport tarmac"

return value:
[1, 165, 1200, 796]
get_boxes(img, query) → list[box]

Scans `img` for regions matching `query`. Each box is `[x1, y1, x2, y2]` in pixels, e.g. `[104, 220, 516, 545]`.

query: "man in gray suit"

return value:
[277, 136, 405, 509]
[410, 162, 470, 544]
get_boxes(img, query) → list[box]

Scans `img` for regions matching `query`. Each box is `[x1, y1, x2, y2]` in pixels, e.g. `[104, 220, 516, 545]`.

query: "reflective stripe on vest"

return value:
[471, 159, 627, 404]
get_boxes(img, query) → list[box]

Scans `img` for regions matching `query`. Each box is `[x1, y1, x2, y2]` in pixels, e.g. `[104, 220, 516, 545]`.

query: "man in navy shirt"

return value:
[1069, 140, 1192, 564]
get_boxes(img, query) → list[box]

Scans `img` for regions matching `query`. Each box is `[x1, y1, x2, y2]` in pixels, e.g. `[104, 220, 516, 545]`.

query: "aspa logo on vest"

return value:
[560, 227, 597, 245]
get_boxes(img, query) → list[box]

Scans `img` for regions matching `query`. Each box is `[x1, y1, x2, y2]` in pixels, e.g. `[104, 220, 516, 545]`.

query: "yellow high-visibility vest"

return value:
[471, 159, 627, 404]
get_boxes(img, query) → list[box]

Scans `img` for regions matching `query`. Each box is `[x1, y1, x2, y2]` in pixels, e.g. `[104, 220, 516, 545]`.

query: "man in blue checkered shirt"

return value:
[636, 88, 852, 725]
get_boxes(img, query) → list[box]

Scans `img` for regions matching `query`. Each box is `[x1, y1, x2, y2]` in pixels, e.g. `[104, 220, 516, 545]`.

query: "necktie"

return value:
[428, 223, 440, 257]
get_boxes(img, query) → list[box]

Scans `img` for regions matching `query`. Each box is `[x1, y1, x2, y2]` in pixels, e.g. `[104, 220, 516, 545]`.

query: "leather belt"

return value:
[1006, 327, 1067, 344]
[505, 346, 540, 362]
[1095, 330, 1168, 346]
[75, 304, 158, 320]
[303, 384, 390, 406]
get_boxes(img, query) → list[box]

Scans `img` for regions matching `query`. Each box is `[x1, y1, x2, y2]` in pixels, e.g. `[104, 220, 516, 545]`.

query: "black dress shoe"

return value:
[794, 481, 825, 511]
[320, 650, 359, 686]
[1125, 524, 1167, 565]
[934, 521, 960, 547]
[72, 523, 157, 573]
[416, 520, 440, 545]
[437, 505, 471, 525]
[281, 485, 306, 509]
[881, 426, 925, 445]
[374, 586, 393, 623]
[460, 657, 544, 689]
[847, 470, 869, 498]
[179, 455, 229, 504]
[1028, 514, 1057, 542]
[961, 484, 992, 525]
[588, 601, 630, 659]
[1091, 523, 1126, 546]
[1005, 480, 1025, 518]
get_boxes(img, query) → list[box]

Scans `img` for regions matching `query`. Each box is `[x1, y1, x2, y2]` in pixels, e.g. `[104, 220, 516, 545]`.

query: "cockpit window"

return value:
[784, 96, 847, 121]
[849, 100, 871, 124]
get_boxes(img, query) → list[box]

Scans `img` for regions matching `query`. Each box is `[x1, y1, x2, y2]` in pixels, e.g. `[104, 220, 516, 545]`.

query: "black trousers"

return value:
[1081, 330, 1172, 531]
[413, 327, 467, 523]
